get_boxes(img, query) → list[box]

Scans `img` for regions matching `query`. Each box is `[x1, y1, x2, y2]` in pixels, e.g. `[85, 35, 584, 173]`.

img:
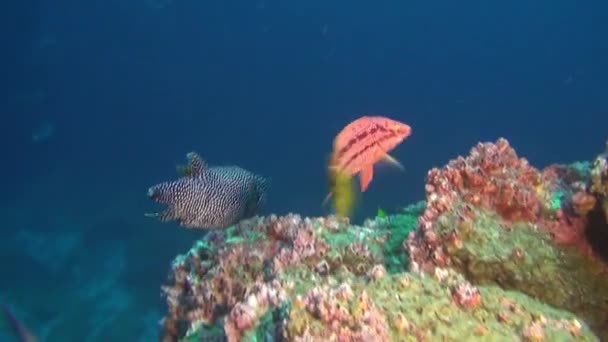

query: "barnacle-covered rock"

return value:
[406, 138, 608, 338]
[590, 141, 608, 221]
[411, 205, 608, 339]
[407, 138, 600, 272]
[286, 269, 596, 341]
[160, 214, 391, 341]
[160, 213, 598, 341]
[159, 138, 608, 341]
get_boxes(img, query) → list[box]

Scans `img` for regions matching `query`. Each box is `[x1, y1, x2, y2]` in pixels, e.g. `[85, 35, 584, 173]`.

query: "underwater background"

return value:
[1, 0, 607, 341]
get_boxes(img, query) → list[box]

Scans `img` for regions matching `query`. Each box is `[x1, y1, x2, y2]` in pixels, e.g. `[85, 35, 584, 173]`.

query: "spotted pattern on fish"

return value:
[147, 152, 269, 230]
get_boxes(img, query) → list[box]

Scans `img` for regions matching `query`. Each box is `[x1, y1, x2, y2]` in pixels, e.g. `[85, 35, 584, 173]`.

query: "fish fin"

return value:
[321, 192, 333, 207]
[177, 152, 208, 177]
[255, 176, 270, 207]
[383, 153, 404, 170]
[144, 210, 175, 222]
[185, 152, 207, 176]
[359, 165, 374, 192]
[1, 304, 38, 342]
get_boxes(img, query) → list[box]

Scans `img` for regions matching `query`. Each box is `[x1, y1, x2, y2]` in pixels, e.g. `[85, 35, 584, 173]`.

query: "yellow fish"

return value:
[323, 156, 358, 218]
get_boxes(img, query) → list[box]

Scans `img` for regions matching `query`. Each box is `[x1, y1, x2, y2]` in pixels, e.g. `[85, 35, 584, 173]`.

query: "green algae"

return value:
[172, 212, 599, 341]
[546, 188, 566, 213]
[378, 213, 418, 273]
[434, 205, 608, 339]
[284, 270, 598, 341]
[240, 302, 290, 342]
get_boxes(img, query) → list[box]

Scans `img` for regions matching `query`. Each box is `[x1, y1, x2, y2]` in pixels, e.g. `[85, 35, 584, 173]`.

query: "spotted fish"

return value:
[330, 115, 411, 192]
[146, 152, 269, 229]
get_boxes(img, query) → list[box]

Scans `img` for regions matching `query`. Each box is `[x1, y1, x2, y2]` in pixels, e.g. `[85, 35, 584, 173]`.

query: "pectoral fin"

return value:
[359, 165, 374, 192]
[321, 192, 333, 207]
[383, 153, 404, 170]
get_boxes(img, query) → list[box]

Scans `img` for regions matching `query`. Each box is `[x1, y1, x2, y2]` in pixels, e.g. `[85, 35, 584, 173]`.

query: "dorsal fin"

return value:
[177, 152, 207, 177]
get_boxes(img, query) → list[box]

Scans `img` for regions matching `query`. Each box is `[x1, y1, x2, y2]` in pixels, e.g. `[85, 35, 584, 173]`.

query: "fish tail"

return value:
[321, 192, 333, 207]
[255, 175, 271, 207]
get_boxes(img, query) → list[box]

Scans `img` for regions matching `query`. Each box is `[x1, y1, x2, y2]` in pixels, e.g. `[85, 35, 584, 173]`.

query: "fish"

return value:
[146, 152, 269, 230]
[324, 163, 358, 218]
[329, 115, 411, 192]
[376, 207, 388, 218]
[1, 304, 37, 342]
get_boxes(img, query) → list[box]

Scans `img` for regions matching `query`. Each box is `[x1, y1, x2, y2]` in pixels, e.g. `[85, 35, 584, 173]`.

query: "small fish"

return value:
[329, 115, 411, 192]
[147, 152, 269, 229]
[376, 207, 388, 218]
[1, 304, 37, 342]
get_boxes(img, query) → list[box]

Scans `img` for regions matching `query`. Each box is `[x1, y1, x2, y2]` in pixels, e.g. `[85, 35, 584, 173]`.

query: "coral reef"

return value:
[407, 138, 597, 267]
[159, 213, 598, 341]
[160, 214, 389, 341]
[590, 141, 608, 221]
[159, 137, 608, 341]
[407, 138, 608, 338]
[287, 269, 591, 341]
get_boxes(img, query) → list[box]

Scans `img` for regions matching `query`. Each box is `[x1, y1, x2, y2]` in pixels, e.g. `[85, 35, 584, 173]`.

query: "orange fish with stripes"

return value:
[329, 115, 411, 192]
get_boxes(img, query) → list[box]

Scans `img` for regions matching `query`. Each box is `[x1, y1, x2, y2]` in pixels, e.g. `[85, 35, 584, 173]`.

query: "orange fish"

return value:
[329, 115, 411, 192]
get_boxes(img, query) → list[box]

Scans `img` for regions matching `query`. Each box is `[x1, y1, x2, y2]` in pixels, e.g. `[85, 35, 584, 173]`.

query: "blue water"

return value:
[1, 0, 607, 340]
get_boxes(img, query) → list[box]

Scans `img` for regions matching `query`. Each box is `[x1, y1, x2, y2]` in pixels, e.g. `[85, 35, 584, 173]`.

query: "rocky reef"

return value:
[407, 138, 608, 337]
[590, 141, 608, 225]
[159, 138, 608, 341]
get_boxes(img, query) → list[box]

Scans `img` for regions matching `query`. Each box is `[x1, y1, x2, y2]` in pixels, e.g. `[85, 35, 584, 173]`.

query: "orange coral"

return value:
[571, 191, 597, 216]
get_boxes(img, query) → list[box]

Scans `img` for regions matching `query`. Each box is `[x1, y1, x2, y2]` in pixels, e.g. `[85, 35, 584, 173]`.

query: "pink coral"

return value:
[299, 284, 390, 341]
[451, 281, 482, 309]
[425, 138, 542, 223]
[160, 214, 337, 340]
[407, 138, 598, 273]
[224, 279, 286, 341]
